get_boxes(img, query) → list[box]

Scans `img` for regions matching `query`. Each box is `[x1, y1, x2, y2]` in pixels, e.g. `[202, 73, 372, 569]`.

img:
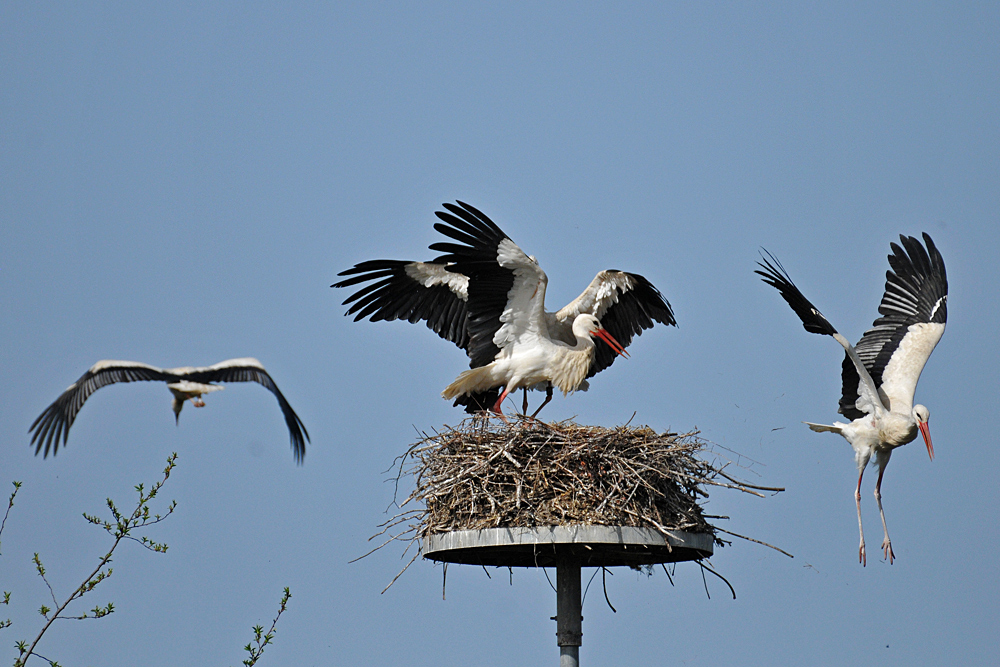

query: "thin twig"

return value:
[714, 528, 794, 558]
[698, 561, 737, 600]
[715, 469, 786, 494]
[602, 567, 616, 613]
[380, 551, 421, 595]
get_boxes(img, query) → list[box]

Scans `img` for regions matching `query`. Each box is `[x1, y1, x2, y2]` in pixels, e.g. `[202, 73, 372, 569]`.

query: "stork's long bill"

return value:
[919, 420, 934, 461]
[595, 328, 629, 358]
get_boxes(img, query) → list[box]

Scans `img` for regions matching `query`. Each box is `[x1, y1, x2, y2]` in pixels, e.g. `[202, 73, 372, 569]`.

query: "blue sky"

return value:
[2, 3, 997, 665]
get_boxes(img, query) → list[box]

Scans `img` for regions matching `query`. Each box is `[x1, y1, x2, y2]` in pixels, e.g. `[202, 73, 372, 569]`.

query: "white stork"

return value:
[333, 201, 676, 416]
[29, 358, 310, 463]
[757, 233, 947, 565]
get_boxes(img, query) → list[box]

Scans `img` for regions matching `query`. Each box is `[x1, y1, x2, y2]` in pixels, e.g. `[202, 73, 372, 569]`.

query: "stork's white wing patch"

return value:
[404, 262, 468, 299]
[879, 322, 945, 414]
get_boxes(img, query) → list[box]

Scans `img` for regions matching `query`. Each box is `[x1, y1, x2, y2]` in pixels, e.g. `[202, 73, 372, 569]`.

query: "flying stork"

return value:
[756, 233, 947, 565]
[333, 201, 676, 416]
[29, 358, 310, 463]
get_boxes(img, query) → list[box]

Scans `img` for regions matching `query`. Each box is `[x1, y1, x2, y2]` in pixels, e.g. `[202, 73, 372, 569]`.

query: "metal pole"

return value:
[556, 559, 582, 667]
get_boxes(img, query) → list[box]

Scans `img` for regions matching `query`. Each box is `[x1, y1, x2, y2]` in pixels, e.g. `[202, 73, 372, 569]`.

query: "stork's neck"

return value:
[570, 316, 599, 351]
[547, 317, 599, 395]
[878, 411, 920, 448]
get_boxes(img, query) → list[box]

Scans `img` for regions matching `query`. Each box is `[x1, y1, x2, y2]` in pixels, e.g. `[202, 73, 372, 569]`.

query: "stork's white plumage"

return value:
[440, 305, 629, 419]
[29, 358, 310, 463]
[333, 201, 676, 416]
[757, 233, 947, 565]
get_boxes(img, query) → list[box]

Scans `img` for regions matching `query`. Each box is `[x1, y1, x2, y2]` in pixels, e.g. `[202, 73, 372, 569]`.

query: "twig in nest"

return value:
[714, 527, 794, 558]
[380, 551, 420, 595]
[715, 469, 786, 495]
[698, 560, 737, 600]
[602, 567, 616, 613]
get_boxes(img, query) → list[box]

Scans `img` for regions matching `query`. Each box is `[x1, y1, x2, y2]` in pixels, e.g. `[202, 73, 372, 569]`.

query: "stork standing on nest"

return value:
[333, 201, 676, 416]
[29, 357, 310, 463]
[756, 233, 947, 565]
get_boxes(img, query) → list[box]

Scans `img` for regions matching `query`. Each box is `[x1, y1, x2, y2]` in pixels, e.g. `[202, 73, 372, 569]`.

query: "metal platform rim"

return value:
[422, 525, 713, 567]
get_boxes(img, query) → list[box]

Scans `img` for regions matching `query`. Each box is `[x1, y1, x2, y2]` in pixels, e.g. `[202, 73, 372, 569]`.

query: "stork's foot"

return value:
[191, 398, 206, 408]
[859, 541, 867, 567]
[882, 537, 895, 565]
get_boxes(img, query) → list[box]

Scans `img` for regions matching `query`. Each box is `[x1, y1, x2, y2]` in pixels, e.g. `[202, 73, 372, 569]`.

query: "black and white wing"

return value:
[756, 251, 839, 337]
[179, 358, 310, 463]
[333, 259, 470, 350]
[756, 251, 885, 418]
[429, 201, 544, 412]
[839, 233, 947, 419]
[29, 361, 179, 458]
[429, 201, 548, 368]
[553, 270, 677, 377]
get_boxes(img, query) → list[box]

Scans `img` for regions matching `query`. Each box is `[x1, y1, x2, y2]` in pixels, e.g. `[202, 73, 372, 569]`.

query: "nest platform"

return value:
[375, 416, 781, 667]
[401, 417, 722, 542]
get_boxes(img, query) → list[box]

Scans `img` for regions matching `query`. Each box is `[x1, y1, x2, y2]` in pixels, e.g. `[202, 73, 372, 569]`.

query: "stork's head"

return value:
[913, 404, 933, 461]
[573, 314, 629, 358]
[171, 397, 184, 425]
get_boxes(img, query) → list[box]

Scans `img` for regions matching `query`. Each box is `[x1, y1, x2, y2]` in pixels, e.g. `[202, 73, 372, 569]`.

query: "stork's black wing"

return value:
[429, 201, 514, 369]
[333, 260, 471, 350]
[756, 251, 839, 337]
[554, 270, 677, 378]
[29, 361, 178, 458]
[182, 359, 310, 464]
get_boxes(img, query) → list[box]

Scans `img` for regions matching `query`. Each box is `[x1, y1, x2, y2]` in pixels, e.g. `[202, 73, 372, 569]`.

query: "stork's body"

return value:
[442, 313, 626, 415]
[334, 201, 674, 416]
[757, 233, 947, 565]
[166, 380, 224, 418]
[30, 357, 309, 463]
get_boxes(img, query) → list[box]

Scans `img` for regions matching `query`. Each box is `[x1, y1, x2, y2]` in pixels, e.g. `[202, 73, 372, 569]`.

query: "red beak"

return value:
[595, 328, 629, 358]
[918, 420, 934, 461]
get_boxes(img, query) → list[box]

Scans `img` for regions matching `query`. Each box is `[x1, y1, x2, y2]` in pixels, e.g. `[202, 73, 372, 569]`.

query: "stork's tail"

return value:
[804, 421, 842, 434]
[442, 366, 498, 401]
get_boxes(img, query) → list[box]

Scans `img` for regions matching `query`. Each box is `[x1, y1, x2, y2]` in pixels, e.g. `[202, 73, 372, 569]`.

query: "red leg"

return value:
[856, 470, 866, 567]
[492, 387, 510, 423]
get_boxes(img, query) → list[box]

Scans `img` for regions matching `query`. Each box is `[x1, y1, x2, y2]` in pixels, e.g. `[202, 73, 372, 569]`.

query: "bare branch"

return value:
[15, 454, 178, 667]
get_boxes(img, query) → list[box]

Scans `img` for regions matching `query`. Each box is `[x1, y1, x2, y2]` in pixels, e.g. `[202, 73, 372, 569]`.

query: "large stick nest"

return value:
[377, 416, 782, 556]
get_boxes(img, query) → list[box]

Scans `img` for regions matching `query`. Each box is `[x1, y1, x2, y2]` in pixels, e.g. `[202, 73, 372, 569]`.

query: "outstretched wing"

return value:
[181, 358, 310, 464]
[756, 251, 839, 336]
[430, 201, 548, 367]
[554, 270, 677, 377]
[840, 233, 948, 418]
[29, 360, 177, 458]
[333, 260, 470, 350]
[756, 251, 885, 418]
